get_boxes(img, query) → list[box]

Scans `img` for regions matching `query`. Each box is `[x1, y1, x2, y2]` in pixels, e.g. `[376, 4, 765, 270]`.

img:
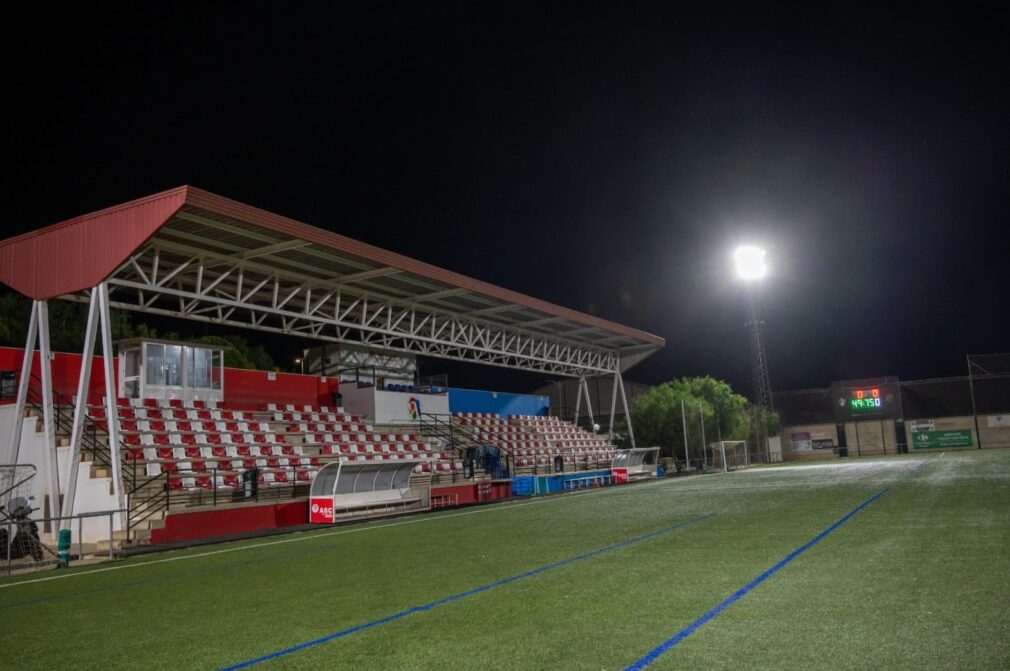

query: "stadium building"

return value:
[0, 186, 664, 557]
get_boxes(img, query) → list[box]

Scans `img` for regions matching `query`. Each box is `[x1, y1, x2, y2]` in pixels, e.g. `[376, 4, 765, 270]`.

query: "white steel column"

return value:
[680, 399, 691, 470]
[616, 372, 636, 448]
[580, 376, 596, 432]
[608, 372, 620, 436]
[36, 301, 62, 523]
[7, 302, 38, 467]
[61, 289, 100, 525]
[97, 283, 126, 525]
[573, 376, 584, 427]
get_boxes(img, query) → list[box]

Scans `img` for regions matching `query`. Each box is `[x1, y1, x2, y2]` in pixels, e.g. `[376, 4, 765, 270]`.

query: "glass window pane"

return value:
[146, 344, 164, 386]
[164, 345, 182, 387]
[211, 351, 222, 390]
[190, 348, 212, 389]
[125, 348, 140, 377]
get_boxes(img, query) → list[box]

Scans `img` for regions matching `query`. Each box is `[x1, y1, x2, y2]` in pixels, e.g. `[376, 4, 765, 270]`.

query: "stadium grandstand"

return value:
[0, 186, 664, 560]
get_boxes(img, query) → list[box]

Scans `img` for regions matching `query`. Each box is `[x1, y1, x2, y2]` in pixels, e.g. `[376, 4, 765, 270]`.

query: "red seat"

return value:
[224, 475, 240, 488]
[168, 478, 183, 491]
[124, 434, 140, 446]
[297, 470, 310, 482]
[156, 447, 174, 460]
[185, 447, 201, 459]
[172, 409, 188, 420]
[153, 434, 170, 446]
[169, 399, 184, 409]
[196, 476, 212, 490]
[273, 471, 289, 483]
[212, 446, 228, 458]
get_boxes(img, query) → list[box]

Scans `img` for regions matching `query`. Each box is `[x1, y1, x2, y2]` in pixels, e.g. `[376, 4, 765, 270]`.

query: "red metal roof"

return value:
[0, 186, 664, 348]
[0, 187, 187, 301]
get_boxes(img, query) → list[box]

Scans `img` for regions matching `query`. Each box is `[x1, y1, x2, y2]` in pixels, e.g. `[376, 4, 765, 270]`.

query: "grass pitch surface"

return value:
[2, 450, 1008, 670]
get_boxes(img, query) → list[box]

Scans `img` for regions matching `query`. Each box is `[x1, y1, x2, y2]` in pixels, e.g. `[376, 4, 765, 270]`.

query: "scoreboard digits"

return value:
[849, 388, 882, 410]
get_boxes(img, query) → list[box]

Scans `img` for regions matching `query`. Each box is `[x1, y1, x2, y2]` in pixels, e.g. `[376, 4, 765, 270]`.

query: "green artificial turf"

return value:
[1, 450, 1008, 670]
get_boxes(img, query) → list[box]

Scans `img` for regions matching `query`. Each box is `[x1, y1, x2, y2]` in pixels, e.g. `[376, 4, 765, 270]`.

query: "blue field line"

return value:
[219, 513, 716, 670]
[624, 455, 938, 670]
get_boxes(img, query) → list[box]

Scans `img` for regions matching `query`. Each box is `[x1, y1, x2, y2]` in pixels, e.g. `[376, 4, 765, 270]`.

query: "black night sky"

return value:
[4, 5, 1007, 395]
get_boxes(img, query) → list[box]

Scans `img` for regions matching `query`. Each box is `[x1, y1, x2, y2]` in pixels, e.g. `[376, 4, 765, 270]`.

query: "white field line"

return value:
[0, 475, 674, 589]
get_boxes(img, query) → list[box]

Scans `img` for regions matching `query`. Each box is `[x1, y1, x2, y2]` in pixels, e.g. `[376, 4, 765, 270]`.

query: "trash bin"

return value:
[242, 467, 259, 498]
[837, 447, 849, 458]
[553, 455, 564, 472]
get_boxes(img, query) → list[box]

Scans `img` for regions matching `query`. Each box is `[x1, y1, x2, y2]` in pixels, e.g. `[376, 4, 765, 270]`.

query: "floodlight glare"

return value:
[733, 245, 767, 281]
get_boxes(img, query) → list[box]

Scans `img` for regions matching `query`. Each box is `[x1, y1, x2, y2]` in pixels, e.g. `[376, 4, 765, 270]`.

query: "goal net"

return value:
[709, 441, 748, 472]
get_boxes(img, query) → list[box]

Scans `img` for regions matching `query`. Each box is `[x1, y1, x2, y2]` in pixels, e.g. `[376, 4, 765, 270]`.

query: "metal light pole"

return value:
[734, 245, 773, 463]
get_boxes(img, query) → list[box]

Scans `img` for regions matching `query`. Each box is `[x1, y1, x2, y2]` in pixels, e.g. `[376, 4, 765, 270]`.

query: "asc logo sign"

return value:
[309, 498, 334, 524]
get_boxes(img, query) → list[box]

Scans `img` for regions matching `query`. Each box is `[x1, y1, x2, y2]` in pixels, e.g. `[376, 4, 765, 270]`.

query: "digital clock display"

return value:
[849, 388, 882, 410]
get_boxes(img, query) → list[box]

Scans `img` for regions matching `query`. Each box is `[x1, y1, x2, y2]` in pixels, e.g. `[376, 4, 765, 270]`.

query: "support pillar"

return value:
[6, 303, 38, 468]
[36, 302, 62, 527]
[98, 283, 126, 527]
[580, 376, 596, 432]
[616, 372, 635, 448]
[61, 289, 100, 526]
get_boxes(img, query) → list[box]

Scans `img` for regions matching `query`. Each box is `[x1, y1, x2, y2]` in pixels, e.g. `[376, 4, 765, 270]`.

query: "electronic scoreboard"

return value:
[831, 378, 902, 421]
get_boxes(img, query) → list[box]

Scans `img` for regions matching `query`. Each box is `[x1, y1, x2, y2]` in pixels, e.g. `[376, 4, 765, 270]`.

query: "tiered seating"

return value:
[454, 413, 618, 469]
[86, 399, 458, 496]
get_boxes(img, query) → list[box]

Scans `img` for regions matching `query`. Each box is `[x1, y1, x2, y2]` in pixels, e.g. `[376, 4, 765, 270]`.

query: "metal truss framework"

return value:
[75, 244, 628, 377]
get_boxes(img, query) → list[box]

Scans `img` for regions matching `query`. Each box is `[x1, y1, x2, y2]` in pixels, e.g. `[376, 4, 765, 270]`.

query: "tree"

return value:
[627, 376, 751, 465]
[194, 334, 276, 371]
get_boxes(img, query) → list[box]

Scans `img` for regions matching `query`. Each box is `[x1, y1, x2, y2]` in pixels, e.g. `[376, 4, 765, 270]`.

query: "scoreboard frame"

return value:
[831, 377, 902, 421]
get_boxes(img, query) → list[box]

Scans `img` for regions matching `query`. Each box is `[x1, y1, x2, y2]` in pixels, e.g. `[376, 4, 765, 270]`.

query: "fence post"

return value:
[108, 512, 114, 560]
[213, 467, 218, 507]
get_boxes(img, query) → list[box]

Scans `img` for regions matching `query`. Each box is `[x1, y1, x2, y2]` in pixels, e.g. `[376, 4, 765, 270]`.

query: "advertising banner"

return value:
[912, 430, 973, 449]
[908, 419, 935, 433]
[790, 432, 812, 451]
[987, 415, 1010, 428]
[309, 497, 335, 524]
[613, 468, 629, 484]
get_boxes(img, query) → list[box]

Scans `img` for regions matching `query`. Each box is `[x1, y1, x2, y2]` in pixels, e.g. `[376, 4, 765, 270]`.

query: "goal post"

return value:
[709, 441, 748, 472]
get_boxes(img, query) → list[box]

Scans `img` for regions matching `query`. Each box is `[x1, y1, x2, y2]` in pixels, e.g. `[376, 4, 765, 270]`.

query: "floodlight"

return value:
[733, 245, 767, 281]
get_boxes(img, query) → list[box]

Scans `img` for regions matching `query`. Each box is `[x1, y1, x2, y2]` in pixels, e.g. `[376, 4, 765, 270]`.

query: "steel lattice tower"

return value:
[746, 289, 774, 412]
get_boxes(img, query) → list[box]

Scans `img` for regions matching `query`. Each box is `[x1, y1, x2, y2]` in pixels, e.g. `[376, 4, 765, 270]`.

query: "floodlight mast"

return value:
[733, 245, 773, 462]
